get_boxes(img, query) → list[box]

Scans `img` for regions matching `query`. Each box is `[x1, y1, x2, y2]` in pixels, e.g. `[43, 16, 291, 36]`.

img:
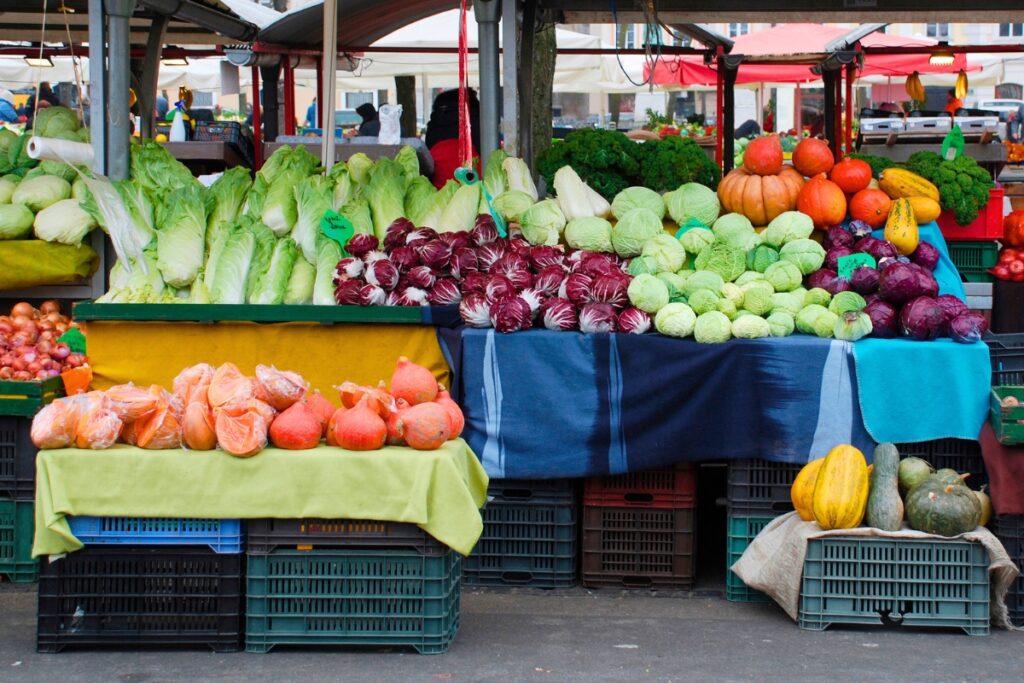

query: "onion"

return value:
[0, 321, 11, 334]
[39, 300, 60, 315]
[26, 361, 42, 374]
[11, 302, 34, 319]
[0, 367, 11, 379]
[13, 371, 31, 381]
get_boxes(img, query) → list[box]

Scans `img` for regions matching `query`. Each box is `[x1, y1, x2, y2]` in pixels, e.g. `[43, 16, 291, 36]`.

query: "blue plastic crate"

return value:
[800, 536, 990, 636]
[67, 517, 243, 554]
[725, 516, 773, 603]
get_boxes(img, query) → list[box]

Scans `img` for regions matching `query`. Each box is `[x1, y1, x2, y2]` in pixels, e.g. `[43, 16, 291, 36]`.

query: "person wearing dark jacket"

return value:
[355, 102, 380, 137]
[425, 88, 481, 188]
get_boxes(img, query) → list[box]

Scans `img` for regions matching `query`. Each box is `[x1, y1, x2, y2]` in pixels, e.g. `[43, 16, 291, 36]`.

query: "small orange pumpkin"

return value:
[435, 387, 465, 440]
[792, 138, 835, 178]
[717, 166, 805, 225]
[399, 402, 451, 451]
[743, 135, 784, 176]
[830, 157, 873, 194]
[331, 396, 387, 451]
[390, 357, 438, 405]
[849, 188, 892, 229]
[797, 174, 847, 230]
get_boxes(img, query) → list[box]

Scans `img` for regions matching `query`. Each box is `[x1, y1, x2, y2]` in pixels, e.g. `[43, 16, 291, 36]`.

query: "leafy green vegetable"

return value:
[611, 207, 662, 257]
[367, 159, 407, 238]
[206, 221, 256, 305]
[829, 291, 867, 315]
[666, 182, 720, 226]
[262, 168, 307, 237]
[803, 287, 832, 308]
[637, 136, 721, 193]
[565, 216, 613, 253]
[780, 238, 826, 275]
[439, 182, 482, 234]
[492, 190, 536, 224]
[33, 198, 96, 244]
[0, 177, 14, 204]
[656, 272, 688, 302]
[747, 244, 780, 273]
[833, 310, 873, 341]
[284, 257, 316, 305]
[767, 311, 795, 337]
[314, 233, 343, 305]
[732, 315, 771, 339]
[519, 198, 566, 246]
[712, 213, 756, 250]
[654, 302, 697, 337]
[292, 175, 333, 262]
[536, 128, 643, 201]
[245, 221, 277, 303]
[404, 175, 439, 227]
[627, 273, 670, 313]
[250, 237, 299, 305]
[684, 270, 725, 297]
[347, 153, 374, 185]
[688, 288, 720, 315]
[339, 196, 374, 237]
[96, 249, 167, 303]
[611, 186, 666, 221]
[503, 157, 539, 201]
[740, 281, 775, 316]
[12, 174, 70, 211]
[0, 203, 34, 238]
[695, 241, 746, 282]
[130, 141, 196, 202]
[33, 106, 80, 137]
[156, 183, 207, 288]
[764, 260, 802, 292]
[641, 233, 687, 273]
[483, 148, 509, 197]
[679, 226, 714, 255]
[694, 310, 732, 343]
[627, 255, 658, 276]
[206, 167, 252, 249]
[905, 150, 994, 226]
[762, 211, 814, 248]
[770, 292, 803, 317]
[394, 145, 421, 185]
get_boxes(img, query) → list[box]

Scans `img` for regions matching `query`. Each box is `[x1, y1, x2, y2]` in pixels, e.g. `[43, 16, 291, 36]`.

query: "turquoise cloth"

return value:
[854, 223, 988, 443]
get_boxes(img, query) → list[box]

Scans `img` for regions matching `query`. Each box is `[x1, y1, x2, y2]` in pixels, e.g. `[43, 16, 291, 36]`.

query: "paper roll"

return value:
[27, 136, 95, 166]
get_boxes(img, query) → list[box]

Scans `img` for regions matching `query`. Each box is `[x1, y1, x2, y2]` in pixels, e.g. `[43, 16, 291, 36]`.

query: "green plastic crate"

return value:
[800, 536, 989, 636]
[948, 241, 998, 283]
[245, 548, 461, 654]
[0, 377, 62, 417]
[990, 387, 1024, 445]
[0, 498, 36, 583]
[726, 516, 774, 603]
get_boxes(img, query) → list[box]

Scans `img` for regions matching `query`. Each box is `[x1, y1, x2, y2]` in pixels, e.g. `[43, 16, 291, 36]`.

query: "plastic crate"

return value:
[894, 439, 987, 487]
[581, 506, 695, 590]
[938, 187, 1005, 241]
[245, 548, 461, 654]
[194, 120, 243, 144]
[246, 518, 444, 555]
[0, 498, 35, 583]
[463, 487, 576, 588]
[0, 377, 63, 417]
[948, 241, 999, 283]
[726, 459, 803, 517]
[986, 332, 1024, 386]
[583, 464, 696, 509]
[0, 415, 35, 499]
[989, 387, 1024, 445]
[799, 536, 990, 636]
[486, 478, 576, 505]
[993, 515, 1023, 627]
[37, 546, 243, 653]
[725, 516, 774, 603]
[67, 517, 243, 554]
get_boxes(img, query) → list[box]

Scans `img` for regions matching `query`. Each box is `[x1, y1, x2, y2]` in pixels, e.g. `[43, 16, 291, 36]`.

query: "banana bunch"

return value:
[955, 70, 968, 100]
[905, 71, 925, 103]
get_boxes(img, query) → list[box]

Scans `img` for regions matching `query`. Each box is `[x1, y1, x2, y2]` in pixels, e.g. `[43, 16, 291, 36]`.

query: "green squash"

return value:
[905, 476, 981, 537]
[865, 443, 903, 531]
[897, 456, 932, 495]
[933, 468, 967, 486]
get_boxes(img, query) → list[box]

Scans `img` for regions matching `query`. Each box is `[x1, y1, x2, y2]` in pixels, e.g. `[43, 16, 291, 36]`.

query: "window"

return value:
[643, 23, 662, 48]
[674, 34, 692, 48]
[624, 24, 636, 49]
[926, 23, 949, 39]
[729, 23, 749, 38]
[345, 92, 373, 109]
[191, 90, 213, 107]
[1000, 23, 1024, 38]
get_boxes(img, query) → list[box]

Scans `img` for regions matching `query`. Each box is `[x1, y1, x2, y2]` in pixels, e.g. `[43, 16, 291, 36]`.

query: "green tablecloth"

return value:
[33, 439, 489, 557]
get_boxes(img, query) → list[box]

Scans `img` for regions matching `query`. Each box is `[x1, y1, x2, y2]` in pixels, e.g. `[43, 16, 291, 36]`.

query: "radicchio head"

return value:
[345, 233, 379, 258]
[617, 307, 652, 334]
[541, 297, 578, 331]
[428, 278, 463, 306]
[578, 303, 618, 334]
[489, 297, 533, 333]
[459, 293, 492, 328]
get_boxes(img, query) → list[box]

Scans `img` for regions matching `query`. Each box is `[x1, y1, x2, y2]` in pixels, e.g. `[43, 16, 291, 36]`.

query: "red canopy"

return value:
[648, 24, 973, 87]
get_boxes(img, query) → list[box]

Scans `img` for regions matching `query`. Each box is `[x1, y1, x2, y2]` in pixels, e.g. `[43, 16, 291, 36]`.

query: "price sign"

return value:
[837, 253, 877, 280]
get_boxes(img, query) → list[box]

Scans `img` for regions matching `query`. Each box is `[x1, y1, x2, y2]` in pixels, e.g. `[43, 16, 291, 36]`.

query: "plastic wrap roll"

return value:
[26, 136, 94, 166]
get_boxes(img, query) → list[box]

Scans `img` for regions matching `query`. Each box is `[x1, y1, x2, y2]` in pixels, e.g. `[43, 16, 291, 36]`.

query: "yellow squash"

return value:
[884, 198, 920, 256]
[811, 444, 869, 530]
[791, 458, 824, 521]
[907, 195, 942, 224]
[878, 168, 940, 202]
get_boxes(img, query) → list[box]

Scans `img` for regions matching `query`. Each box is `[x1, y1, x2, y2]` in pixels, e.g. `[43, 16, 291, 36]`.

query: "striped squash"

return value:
[791, 458, 825, 521]
[884, 198, 919, 256]
[811, 445, 869, 530]
[877, 168, 940, 202]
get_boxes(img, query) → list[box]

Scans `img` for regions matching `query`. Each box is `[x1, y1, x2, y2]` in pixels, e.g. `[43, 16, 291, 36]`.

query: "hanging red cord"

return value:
[457, 0, 473, 170]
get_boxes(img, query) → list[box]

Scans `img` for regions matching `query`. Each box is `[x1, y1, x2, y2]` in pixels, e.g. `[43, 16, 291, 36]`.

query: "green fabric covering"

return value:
[34, 440, 489, 557]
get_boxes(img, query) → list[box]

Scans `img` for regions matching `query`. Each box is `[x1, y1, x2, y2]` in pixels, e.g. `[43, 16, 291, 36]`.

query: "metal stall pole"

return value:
[517, 0, 535, 170]
[321, 0, 339, 171]
[105, 0, 136, 180]
[834, 68, 843, 159]
[501, 0, 519, 156]
[723, 62, 738, 175]
[260, 62, 281, 143]
[139, 15, 169, 140]
[283, 57, 296, 136]
[715, 47, 725, 169]
[251, 66, 263, 168]
[845, 61, 855, 156]
[87, 0, 107, 175]
[475, 0, 501, 168]
[823, 69, 837, 151]
[315, 61, 323, 127]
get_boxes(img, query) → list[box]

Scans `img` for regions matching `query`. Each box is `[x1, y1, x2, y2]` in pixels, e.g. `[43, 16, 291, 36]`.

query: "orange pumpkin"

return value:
[830, 158, 873, 194]
[797, 174, 847, 230]
[743, 135, 784, 176]
[792, 138, 835, 178]
[400, 402, 451, 451]
[1004, 209, 1024, 248]
[391, 357, 438, 405]
[849, 189, 892, 229]
[331, 396, 387, 451]
[717, 166, 805, 226]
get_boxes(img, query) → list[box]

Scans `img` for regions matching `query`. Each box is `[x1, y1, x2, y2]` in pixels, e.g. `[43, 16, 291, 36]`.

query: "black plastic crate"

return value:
[581, 506, 695, 590]
[895, 439, 987, 487]
[726, 459, 803, 517]
[0, 416, 35, 499]
[37, 546, 243, 653]
[246, 518, 445, 555]
[985, 331, 1024, 386]
[194, 120, 243, 144]
[994, 515, 1023, 627]
[463, 485, 576, 588]
[486, 478, 576, 505]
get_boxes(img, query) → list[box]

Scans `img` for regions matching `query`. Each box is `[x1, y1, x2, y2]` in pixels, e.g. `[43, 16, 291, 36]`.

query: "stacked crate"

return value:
[244, 518, 460, 654]
[1, 377, 62, 585]
[725, 460, 804, 602]
[462, 478, 577, 588]
[581, 464, 697, 590]
[993, 516, 1024, 627]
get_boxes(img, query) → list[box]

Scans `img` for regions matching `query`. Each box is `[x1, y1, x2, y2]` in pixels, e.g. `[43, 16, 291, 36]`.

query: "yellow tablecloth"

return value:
[33, 439, 488, 557]
[83, 320, 451, 396]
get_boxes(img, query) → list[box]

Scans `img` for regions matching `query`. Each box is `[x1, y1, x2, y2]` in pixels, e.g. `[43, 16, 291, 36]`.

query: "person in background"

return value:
[0, 90, 19, 123]
[945, 89, 963, 115]
[305, 97, 317, 128]
[355, 103, 380, 137]
[155, 92, 169, 121]
[1010, 102, 1024, 142]
[26, 82, 59, 113]
[734, 119, 761, 139]
[426, 88, 481, 188]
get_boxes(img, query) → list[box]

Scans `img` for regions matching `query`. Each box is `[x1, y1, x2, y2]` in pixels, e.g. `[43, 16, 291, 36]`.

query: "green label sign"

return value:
[837, 253, 877, 280]
[320, 210, 355, 255]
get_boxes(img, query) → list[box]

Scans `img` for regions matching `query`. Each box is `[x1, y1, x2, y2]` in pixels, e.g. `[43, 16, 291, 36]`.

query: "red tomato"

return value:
[992, 265, 1011, 280]
[1003, 248, 1021, 260]
[1009, 260, 1024, 276]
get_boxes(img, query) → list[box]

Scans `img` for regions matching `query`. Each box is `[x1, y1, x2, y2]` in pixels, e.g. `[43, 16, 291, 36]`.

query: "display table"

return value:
[160, 141, 249, 172]
[33, 440, 489, 558]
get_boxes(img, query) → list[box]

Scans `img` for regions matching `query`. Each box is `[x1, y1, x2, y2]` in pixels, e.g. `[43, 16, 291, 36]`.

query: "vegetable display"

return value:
[30, 357, 464, 457]
[904, 151, 994, 226]
[0, 301, 87, 381]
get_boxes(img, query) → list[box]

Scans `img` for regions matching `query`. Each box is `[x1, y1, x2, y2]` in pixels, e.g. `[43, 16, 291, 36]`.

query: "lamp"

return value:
[929, 43, 955, 66]
[24, 56, 53, 68]
[162, 56, 189, 67]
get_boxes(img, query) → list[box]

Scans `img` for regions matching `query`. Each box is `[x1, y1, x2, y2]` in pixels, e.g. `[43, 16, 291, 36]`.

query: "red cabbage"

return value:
[506, 269, 534, 291]
[405, 227, 439, 246]
[879, 262, 926, 304]
[384, 218, 415, 250]
[850, 266, 880, 294]
[406, 265, 437, 290]
[388, 246, 420, 272]
[360, 284, 387, 306]
[334, 279, 364, 305]
[560, 272, 593, 307]
[591, 273, 630, 308]
[541, 297, 578, 331]
[416, 239, 452, 270]
[877, 256, 898, 271]
[854, 236, 898, 261]
[346, 233, 379, 258]
[806, 268, 850, 295]
[534, 265, 567, 296]
[864, 292, 883, 306]
[865, 299, 898, 338]
[476, 242, 507, 272]
[471, 215, 499, 246]
[333, 257, 364, 283]
[900, 296, 946, 340]
[911, 242, 940, 271]
[438, 231, 472, 252]
[579, 303, 618, 334]
[848, 220, 874, 239]
[825, 246, 855, 272]
[396, 286, 429, 306]
[459, 293, 492, 327]
[485, 274, 517, 303]
[935, 294, 969, 331]
[618, 307, 652, 334]
[518, 289, 543, 315]
[460, 272, 490, 296]
[364, 259, 399, 291]
[949, 312, 989, 344]
[825, 225, 856, 250]
[908, 263, 939, 299]
[489, 297, 533, 333]
[450, 247, 479, 279]
[428, 278, 463, 305]
[529, 245, 565, 271]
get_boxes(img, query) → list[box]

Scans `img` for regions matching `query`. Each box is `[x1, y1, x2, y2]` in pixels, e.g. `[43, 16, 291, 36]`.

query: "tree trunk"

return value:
[394, 76, 417, 138]
[530, 23, 556, 167]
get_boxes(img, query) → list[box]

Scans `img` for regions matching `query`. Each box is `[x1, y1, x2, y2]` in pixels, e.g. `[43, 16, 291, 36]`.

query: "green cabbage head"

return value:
[611, 208, 663, 257]
[732, 315, 771, 339]
[627, 273, 670, 313]
[694, 310, 733, 343]
[641, 233, 687, 273]
[565, 216, 613, 253]
[654, 302, 697, 338]
[666, 182, 720, 226]
[611, 186, 666, 220]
